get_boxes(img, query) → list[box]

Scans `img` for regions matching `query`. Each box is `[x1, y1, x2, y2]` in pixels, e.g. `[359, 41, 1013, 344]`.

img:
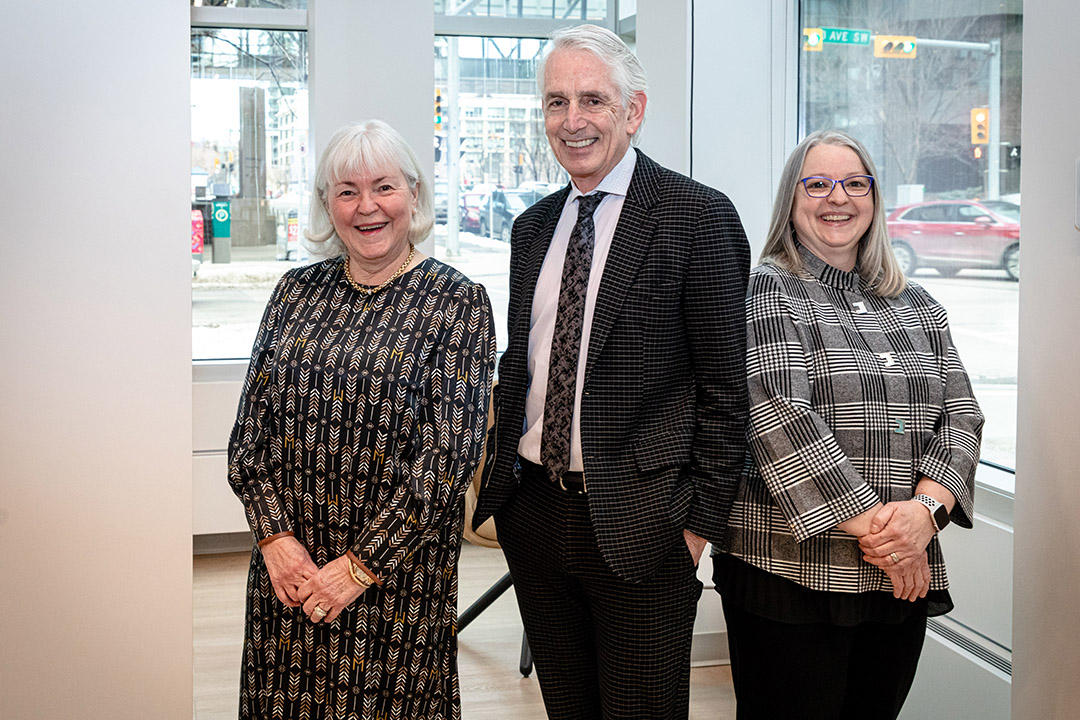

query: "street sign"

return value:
[212, 201, 231, 238]
[803, 27, 870, 51]
[821, 27, 871, 46]
[874, 35, 917, 59]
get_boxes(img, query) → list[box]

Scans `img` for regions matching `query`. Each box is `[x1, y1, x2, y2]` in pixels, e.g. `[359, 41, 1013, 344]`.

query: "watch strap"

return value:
[913, 493, 950, 532]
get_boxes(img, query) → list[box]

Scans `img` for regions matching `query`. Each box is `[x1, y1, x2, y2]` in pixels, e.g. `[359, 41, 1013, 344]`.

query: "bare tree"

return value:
[803, 7, 991, 195]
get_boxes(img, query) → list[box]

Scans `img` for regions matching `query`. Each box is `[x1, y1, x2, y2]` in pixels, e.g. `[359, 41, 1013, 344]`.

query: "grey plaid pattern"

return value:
[498, 471, 701, 719]
[721, 245, 983, 593]
[475, 151, 750, 581]
[475, 149, 749, 719]
[541, 192, 606, 483]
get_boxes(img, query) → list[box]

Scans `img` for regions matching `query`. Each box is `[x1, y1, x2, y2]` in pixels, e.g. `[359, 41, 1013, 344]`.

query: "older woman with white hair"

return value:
[715, 129, 983, 719]
[228, 119, 496, 720]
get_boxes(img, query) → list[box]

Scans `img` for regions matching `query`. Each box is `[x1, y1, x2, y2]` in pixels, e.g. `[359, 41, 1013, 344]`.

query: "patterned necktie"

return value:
[541, 192, 606, 483]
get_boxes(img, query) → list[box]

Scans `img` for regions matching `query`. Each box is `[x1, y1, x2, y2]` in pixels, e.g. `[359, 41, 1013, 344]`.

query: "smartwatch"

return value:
[913, 494, 950, 532]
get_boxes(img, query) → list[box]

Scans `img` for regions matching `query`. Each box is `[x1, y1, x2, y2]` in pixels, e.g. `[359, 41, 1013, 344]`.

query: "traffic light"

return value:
[874, 35, 917, 59]
[973, 146, 983, 160]
[434, 87, 444, 132]
[802, 28, 823, 52]
[970, 108, 989, 144]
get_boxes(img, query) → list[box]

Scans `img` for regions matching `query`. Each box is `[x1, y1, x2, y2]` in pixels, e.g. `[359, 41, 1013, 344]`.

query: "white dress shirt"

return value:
[518, 147, 638, 470]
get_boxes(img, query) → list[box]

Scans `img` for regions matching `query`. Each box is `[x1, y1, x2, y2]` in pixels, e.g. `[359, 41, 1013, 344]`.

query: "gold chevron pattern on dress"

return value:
[228, 257, 496, 719]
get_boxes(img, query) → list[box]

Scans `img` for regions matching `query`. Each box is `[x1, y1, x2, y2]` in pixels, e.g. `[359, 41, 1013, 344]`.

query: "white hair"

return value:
[536, 24, 648, 144]
[304, 120, 434, 258]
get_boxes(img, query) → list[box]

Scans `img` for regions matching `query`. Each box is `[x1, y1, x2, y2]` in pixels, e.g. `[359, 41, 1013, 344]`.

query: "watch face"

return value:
[933, 504, 950, 530]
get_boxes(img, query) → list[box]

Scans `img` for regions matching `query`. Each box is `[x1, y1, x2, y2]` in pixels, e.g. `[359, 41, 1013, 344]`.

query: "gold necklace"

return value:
[343, 244, 416, 296]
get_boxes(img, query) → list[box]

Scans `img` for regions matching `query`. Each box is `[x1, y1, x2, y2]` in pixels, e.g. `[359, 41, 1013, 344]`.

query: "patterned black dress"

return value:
[228, 256, 496, 720]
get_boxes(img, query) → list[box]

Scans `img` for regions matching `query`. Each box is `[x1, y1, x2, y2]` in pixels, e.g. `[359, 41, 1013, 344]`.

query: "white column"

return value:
[309, 0, 436, 254]
[634, 0, 692, 175]
[689, 1, 794, 257]
[1012, 0, 1080, 716]
[0, 1, 192, 717]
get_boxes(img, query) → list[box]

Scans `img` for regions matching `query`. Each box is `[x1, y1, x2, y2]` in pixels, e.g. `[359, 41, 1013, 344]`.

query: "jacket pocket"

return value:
[632, 432, 691, 474]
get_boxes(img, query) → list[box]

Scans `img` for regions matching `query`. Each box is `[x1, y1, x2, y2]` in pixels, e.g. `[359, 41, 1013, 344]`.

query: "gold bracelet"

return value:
[348, 559, 373, 589]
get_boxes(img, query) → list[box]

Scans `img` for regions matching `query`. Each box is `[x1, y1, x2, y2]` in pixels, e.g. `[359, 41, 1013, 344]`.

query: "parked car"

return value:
[479, 189, 532, 242]
[460, 191, 485, 233]
[516, 180, 564, 196]
[434, 181, 448, 223]
[886, 200, 1020, 280]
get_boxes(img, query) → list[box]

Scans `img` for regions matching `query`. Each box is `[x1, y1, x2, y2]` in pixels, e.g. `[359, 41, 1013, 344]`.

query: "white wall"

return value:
[690, 1, 794, 256]
[309, 0, 436, 255]
[635, 1, 692, 175]
[1012, 0, 1080, 716]
[0, 2, 192, 718]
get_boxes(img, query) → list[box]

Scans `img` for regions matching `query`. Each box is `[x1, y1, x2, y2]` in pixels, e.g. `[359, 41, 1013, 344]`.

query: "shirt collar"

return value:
[796, 241, 861, 291]
[567, 146, 637, 204]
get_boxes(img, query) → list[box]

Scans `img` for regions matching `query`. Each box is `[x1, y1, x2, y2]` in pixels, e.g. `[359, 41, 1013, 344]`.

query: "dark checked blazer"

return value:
[721, 245, 983, 593]
[474, 150, 751, 582]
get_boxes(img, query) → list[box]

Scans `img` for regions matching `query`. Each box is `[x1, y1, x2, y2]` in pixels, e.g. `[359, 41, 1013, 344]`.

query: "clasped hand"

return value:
[858, 501, 937, 602]
[260, 536, 367, 623]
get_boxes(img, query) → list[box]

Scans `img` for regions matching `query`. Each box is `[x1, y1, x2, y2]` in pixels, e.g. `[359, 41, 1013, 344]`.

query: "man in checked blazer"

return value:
[473, 23, 750, 719]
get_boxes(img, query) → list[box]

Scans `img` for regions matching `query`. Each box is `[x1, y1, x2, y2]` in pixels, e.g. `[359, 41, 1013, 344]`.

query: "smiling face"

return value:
[542, 48, 646, 193]
[327, 165, 417, 267]
[791, 143, 874, 271]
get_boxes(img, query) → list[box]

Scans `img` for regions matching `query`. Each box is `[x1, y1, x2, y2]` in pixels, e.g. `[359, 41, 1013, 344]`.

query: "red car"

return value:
[459, 191, 485, 233]
[886, 200, 1020, 280]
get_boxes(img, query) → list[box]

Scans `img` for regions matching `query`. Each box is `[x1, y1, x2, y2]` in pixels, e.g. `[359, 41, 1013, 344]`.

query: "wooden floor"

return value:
[194, 542, 736, 719]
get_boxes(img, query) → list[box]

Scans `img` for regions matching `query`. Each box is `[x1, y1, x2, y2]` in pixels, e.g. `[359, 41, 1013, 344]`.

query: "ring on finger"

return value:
[313, 605, 328, 618]
[890, 552, 901, 564]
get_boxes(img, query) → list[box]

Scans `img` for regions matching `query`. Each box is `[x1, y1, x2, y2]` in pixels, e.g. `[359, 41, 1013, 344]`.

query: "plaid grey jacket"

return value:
[722, 247, 983, 593]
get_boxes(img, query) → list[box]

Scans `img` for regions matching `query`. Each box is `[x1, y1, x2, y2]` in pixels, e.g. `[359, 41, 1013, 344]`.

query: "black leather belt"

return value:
[519, 458, 587, 495]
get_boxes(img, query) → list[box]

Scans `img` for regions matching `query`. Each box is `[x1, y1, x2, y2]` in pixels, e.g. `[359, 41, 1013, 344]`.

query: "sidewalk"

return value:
[193, 225, 510, 288]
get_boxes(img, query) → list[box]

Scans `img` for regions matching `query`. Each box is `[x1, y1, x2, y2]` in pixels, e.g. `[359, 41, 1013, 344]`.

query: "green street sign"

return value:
[212, 201, 231, 238]
[821, 27, 871, 45]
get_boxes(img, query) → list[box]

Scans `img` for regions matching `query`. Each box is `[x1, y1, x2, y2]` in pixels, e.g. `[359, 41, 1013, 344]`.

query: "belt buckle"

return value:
[558, 472, 587, 495]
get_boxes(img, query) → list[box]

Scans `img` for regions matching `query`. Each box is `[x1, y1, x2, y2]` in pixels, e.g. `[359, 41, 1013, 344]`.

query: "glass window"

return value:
[433, 36, 568, 353]
[435, 0, 607, 21]
[190, 26, 309, 360]
[191, 0, 307, 7]
[799, 2, 1022, 486]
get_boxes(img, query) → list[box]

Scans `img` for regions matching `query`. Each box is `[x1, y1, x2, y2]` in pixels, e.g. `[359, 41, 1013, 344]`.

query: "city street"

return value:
[193, 231, 1019, 474]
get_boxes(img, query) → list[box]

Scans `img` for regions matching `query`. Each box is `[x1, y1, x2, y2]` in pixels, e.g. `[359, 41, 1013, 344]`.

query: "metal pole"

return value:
[988, 39, 1001, 200]
[899, 37, 1001, 200]
[446, 37, 462, 258]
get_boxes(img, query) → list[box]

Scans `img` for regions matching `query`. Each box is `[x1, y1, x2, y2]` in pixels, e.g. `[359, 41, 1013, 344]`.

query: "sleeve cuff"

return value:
[789, 482, 881, 543]
[918, 455, 975, 529]
[346, 550, 383, 586]
[256, 530, 295, 548]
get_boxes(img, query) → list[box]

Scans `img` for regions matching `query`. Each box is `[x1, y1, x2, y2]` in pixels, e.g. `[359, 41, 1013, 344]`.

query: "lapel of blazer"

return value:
[510, 186, 570, 345]
[584, 149, 661, 381]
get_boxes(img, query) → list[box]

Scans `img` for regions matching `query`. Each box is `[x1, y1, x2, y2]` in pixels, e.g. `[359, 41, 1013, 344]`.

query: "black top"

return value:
[713, 552, 953, 627]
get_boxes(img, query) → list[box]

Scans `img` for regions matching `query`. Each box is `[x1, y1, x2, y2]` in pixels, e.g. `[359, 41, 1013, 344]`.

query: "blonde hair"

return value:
[304, 120, 434, 258]
[760, 129, 906, 297]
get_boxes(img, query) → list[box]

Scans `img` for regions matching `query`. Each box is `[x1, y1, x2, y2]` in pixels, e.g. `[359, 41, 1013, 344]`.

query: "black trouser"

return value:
[722, 596, 927, 720]
[496, 461, 703, 720]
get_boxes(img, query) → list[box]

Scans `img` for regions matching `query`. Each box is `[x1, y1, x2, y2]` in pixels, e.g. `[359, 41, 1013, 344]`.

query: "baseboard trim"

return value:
[691, 630, 729, 666]
[194, 531, 253, 555]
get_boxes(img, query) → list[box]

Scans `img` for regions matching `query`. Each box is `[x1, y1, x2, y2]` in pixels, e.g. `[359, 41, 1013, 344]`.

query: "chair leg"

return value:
[458, 571, 513, 632]
[519, 630, 533, 677]
[456, 570, 533, 677]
